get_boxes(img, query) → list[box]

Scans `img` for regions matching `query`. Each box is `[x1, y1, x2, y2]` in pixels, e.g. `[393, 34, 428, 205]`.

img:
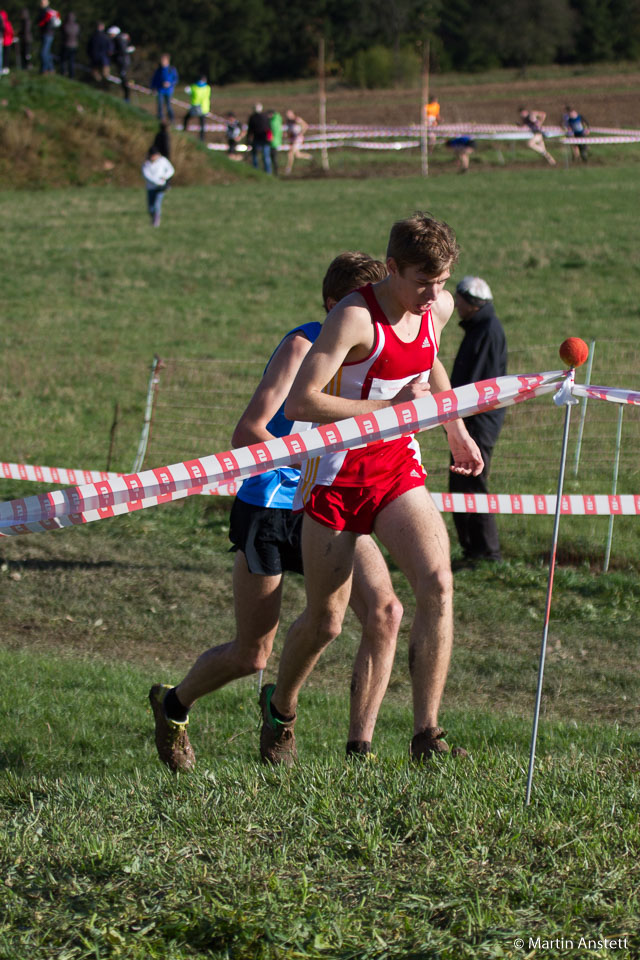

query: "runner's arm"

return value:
[232, 333, 313, 447]
[429, 358, 484, 476]
[284, 303, 432, 423]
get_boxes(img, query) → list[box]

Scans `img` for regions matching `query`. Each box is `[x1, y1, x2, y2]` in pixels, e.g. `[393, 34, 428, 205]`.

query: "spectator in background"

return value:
[267, 108, 282, 175]
[246, 102, 272, 174]
[142, 145, 174, 227]
[37, 0, 59, 74]
[59, 12, 79, 78]
[183, 74, 211, 142]
[425, 94, 440, 148]
[87, 21, 110, 83]
[19, 8, 32, 68]
[225, 111, 242, 157]
[562, 105, 590, 162]
[151, 53, 178, 122]
[152, 119, 171, 159]
[518, 107, 557, 166]
[0, 9, 14, 73]
[109, 26, 132, 101]
[449, 276, 507, 566]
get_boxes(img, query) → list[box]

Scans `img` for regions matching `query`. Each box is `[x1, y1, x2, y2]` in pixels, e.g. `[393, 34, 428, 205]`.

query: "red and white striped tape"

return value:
[573, 383, 640, 405]
[0, 371, 565, 536]
[2, 461, 638, 516]
[0, 461, 241, 497]
[433, 493, 640, 516]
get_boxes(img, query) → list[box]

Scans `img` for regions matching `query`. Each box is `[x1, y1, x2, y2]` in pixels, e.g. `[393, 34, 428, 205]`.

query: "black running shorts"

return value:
[228, 498, 304, 576]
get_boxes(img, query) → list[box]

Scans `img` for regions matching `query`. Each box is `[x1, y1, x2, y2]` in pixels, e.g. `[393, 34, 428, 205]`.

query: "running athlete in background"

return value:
[562, 105, 590, 162]
[259, 212, 484, 767]
[150, 252, 404, 771]
[284, 109, 311, 174]
[518, 106, 557, 166]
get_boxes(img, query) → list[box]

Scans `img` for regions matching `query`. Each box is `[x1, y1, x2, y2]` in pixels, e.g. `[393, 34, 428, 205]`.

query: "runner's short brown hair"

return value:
[386, 212, 459, 275]
[322, 251, 388, 310]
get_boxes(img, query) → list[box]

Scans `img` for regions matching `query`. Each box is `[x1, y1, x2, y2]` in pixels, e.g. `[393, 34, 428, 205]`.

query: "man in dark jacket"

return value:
[60, 12, 79, 78]
[108, 26, 131, 100]
[449, 275, 507, 564]
[87, 21, 110, 82]
[246, 102, 272, 174]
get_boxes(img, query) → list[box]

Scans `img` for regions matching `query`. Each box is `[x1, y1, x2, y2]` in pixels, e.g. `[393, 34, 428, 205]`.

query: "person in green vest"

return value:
[183, 75, 211, 143]
[268, 108, 283, 175]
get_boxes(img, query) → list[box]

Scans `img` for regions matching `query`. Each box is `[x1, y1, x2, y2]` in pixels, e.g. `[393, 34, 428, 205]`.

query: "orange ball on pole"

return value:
[559, 337, 589, 368]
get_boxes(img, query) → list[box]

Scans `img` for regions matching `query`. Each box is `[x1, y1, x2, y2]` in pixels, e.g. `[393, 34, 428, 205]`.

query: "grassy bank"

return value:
[1, 651, 638, 959]
[0, 142, 638, 958]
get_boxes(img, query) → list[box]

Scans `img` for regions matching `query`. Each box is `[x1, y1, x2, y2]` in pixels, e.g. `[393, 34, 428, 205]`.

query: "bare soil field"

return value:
[205, 65, 640, 129]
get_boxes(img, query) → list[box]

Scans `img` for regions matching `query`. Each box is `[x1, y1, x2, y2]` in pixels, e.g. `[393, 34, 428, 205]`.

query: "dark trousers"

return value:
[449, 440, 501, 561]
[60, 46, 76, 78]
[184, 107, 205, 141]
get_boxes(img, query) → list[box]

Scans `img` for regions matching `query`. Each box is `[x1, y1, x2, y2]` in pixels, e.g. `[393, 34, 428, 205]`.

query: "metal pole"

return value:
[603, 404, 624, 573]
[525, 378, 578, 806]
[132, 355, 161, 473]
[573, 339, 596, 476]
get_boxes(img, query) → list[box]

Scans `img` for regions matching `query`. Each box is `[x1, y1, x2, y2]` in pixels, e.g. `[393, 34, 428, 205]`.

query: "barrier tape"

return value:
[0, 462, 241, 497]
[121, 78, 640, 150]
[2, 462, 637, 518]
[0, 371, 566, 536]
[573, 383, 640, 405]
[433, 493, 640, 516]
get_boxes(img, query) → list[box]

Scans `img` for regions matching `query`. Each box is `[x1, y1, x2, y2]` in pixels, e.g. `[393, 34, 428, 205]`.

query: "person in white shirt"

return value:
[141, 147, 175, 227]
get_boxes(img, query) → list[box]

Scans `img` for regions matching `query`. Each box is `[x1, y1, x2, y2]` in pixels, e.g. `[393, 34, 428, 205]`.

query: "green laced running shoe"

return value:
[259, 683, 297, 767]
[149, 684, 195, 772]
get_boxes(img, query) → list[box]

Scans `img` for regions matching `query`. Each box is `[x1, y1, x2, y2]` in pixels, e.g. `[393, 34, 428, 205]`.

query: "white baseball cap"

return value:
[456, 275, 493, 301]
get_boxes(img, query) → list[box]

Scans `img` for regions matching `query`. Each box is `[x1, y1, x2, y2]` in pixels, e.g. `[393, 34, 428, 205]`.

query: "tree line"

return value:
[12, 0, 640, 84]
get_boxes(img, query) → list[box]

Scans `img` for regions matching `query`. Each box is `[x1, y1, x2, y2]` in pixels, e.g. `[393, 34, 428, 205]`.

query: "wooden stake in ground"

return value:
[421, 39, 430, 177]
[318, 35, 330, 173]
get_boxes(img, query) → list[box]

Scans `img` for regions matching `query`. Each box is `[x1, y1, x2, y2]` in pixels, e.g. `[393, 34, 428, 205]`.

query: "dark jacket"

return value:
[112, 33, 129, 70]
[450, 301, 507, 447]
[19, 9, 32, 44]
[87, 27, 110, 65]
[62, 14, 79, 48]
[247, 110, 271, 145]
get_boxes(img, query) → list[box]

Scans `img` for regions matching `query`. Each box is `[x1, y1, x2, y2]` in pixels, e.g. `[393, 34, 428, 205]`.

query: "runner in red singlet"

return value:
[259, 212, 484, 765]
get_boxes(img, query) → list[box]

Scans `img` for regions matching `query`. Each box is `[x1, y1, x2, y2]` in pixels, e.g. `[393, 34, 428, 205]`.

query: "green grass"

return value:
[0, 112, 639, 958]
[1, 652, 639, 960]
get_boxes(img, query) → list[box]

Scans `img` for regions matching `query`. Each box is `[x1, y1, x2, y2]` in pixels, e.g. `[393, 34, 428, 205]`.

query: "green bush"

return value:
[344, 44, 421, 89]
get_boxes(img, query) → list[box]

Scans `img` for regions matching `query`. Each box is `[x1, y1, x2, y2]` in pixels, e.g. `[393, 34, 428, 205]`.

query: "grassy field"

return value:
[1, 89, 639, 957]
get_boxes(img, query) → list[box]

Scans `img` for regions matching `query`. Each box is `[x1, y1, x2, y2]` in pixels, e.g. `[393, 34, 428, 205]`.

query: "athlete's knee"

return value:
[415, 565, 453, 613]
[367, 594, 404, 640]
[305, 606, 345, 647]
[229, 638, 272, 674]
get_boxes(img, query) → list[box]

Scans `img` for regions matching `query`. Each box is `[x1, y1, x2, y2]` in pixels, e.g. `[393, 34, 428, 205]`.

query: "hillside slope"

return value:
[0, 73, 255, 189]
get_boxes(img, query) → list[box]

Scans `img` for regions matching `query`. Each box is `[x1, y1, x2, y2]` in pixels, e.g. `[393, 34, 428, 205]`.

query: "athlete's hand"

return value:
[393, 376, 432, 404]
[448, 429, 484, 477]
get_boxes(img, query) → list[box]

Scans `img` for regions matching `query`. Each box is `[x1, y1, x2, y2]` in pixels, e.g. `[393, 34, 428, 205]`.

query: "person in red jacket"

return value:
[0, 9, 15, 73]
[37, 0, 59, 74]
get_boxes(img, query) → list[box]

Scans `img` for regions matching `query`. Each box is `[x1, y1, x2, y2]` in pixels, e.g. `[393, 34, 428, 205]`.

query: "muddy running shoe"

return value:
[149, 683, 195, 772]
[259, 683, 297, 766]
[410, 727, 468, 762]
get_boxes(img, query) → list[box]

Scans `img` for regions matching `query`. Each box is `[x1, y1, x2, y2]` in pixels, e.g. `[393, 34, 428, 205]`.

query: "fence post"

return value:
[132, 355, 162, 473]
[573, 339, 596, 477]
[602, 404, 624, 573]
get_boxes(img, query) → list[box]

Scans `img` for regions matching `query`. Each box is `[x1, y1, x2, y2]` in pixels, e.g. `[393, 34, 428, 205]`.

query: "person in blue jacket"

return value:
[151, 52, 178, 121]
